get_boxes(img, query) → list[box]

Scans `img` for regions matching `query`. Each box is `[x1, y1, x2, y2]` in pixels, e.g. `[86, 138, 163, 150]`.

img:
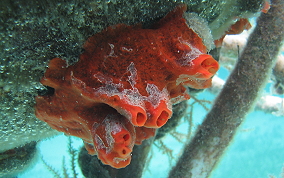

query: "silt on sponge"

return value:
[35, 4, 219, 168]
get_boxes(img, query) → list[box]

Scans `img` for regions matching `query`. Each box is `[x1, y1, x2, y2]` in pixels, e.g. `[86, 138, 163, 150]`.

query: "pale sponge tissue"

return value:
[183, 12, 214, 51]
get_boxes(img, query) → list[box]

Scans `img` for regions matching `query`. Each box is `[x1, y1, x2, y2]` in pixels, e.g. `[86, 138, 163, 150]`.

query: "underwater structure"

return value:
[35, 4, 219, 168]
[0, 0, 283, 177]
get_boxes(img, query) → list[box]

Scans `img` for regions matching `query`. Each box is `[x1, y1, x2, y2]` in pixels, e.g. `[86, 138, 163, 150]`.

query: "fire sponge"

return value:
[35, 4, 219, 168]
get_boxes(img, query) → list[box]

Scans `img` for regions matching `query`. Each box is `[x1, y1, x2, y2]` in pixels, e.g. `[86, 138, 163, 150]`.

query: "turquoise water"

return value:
[143, 94, 284, 178]
[211, 111, 284, 178]
[19, 135, 84, 178]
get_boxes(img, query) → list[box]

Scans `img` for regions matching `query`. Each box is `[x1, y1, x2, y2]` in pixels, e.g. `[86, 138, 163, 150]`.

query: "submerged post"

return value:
[168, 0, 284, 177]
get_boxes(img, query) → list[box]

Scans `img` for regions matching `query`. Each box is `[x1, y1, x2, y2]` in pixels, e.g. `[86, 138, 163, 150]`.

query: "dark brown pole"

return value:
[168, 0, 284, 177]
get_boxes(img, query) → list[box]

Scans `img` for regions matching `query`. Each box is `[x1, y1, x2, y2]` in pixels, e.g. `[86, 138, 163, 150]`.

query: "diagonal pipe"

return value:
[168, 0, 284, 177]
